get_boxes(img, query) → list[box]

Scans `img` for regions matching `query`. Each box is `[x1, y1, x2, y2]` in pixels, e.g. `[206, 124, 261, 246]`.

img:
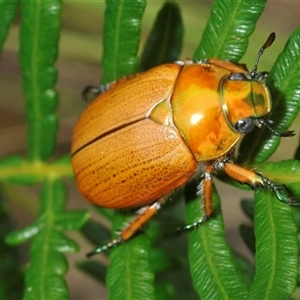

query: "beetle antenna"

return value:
[250, 32, 276, 78]
[258, 118, 295, 137]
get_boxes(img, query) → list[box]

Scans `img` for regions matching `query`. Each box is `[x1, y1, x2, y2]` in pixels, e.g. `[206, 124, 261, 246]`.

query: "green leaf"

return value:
[140, 2, 183, 71]
[0, 0, 19, 51]
[106, 211, 155, 300]
[19, 1, 61, 162]
[231, 252, 255, 288]
[0, 155, 73, 184]
[6, 179, 89, 245]
[101, 0, 146, 84]
[5, 179, 90, 300]
[248, 189, 298, 299]
[239, 26, 300, 165]
[241, 199, 254, 220]
[258, 160, 300, 199]
[100, 2, 155, 299]
[292, 206, 300, 233]
[76, 260, 107, 284]
[294, 136, 300, 160]
[239, 224, 255, 254]
[186, 181, 248, 299]
[154, 283, 175, 300]
[0, 156, 39, 184]
[148, 199, 199, 300]
[93, 206, 114, 221]
[80, 219, 111, 247]
[0, 190, 24, 300]
[107, 238, 155, 300]
[239, 200, 256, 254]
[193, 0, 266, 61]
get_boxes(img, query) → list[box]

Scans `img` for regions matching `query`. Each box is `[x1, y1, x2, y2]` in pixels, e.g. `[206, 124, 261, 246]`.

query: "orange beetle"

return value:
[71, 33, 295, 256]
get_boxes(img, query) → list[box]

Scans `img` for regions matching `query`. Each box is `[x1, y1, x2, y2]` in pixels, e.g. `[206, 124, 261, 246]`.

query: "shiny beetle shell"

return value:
[71, 59, 271, 209]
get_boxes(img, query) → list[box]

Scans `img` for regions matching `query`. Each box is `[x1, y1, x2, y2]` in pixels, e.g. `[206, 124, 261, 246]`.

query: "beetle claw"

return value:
[251, 181, 266, 190]
[176, 215, 209, 234]
[86, 237, 123, 258]
[262, 180, 300, 206]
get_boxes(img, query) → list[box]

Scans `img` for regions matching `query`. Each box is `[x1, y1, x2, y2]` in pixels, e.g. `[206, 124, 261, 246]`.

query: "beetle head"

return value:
[220, 32, 294, 138]
[220, 75, 272, 134]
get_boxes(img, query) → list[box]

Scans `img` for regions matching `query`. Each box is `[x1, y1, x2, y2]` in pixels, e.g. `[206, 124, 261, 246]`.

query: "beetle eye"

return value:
[235, 118, 255, 134]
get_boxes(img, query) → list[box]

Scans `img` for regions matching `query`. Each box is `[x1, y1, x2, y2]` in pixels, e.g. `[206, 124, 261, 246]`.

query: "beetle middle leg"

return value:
[177, 164, 215, 233]
[177, 156, 298, 235]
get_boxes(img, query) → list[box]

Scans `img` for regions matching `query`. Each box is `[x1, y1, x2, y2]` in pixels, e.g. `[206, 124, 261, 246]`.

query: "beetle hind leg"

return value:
[86, 197, 168, 257]
[86, 237, 123, 257]
[176, 214, 209, 233]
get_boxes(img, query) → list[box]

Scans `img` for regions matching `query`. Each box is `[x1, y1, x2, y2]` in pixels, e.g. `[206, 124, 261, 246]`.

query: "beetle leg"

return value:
[202, 165, 215, 217]
[177, 165, 215, 233]
[120, 196, 167, 241]
[220, 160, 300, 205]
[219, 160, 265, 189]
[86, 237, 124, 257]
[86, 197, 167, 257]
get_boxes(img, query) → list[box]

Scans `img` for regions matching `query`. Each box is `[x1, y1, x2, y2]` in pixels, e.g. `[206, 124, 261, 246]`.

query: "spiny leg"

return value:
[178, 164, 215, 233]
[86, 196, 168, 257]
[220, 160, 299, 205]
[219, 160, 265, 188]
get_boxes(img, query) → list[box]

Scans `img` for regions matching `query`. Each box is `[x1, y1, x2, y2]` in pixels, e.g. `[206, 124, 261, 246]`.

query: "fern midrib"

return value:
[201, 225, 231, 299]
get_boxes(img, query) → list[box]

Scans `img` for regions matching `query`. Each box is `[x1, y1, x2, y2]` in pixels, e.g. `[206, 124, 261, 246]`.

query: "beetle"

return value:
[71, 33, 296, 257]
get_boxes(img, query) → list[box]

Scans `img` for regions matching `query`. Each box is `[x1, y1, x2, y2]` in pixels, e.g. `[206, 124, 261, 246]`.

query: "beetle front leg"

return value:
[86, 196, 167, 257]
[220, 160, 299, 205]
[220, 161, 265, 189]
